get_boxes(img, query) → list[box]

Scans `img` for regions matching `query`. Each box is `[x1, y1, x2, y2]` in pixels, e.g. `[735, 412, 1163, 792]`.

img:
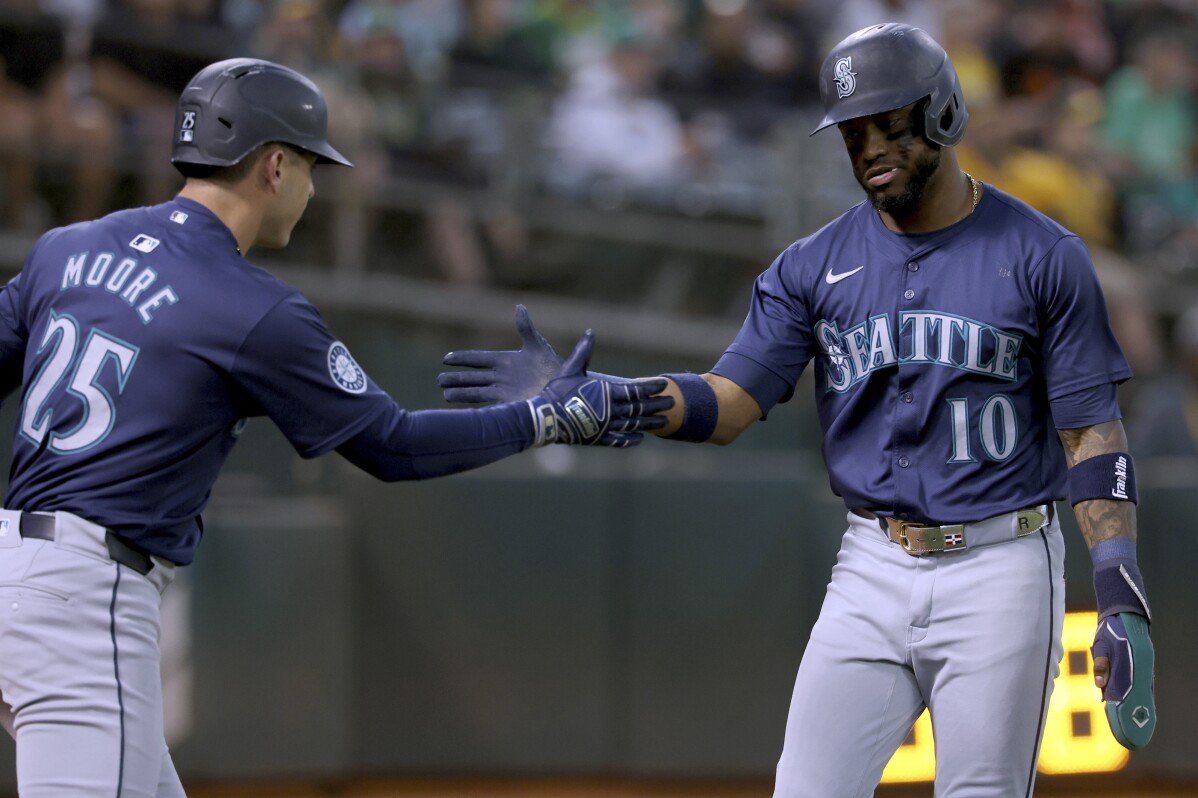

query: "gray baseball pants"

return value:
[774, 510, 1065, 797]
[0, 511, 185, 797]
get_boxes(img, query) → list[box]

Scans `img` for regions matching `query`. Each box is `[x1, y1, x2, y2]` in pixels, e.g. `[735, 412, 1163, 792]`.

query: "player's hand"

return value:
[439, 305, 561, 404]
[527, 331, 672, 447]
[1091, 612, 1156, 749]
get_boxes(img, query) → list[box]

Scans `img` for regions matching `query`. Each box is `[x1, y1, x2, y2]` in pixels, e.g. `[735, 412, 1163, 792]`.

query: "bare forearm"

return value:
[1058, 420, 1137, 548]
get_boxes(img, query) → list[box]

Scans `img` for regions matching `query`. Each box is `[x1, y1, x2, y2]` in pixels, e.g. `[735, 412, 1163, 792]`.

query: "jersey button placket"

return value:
[892, 256, 922, 512]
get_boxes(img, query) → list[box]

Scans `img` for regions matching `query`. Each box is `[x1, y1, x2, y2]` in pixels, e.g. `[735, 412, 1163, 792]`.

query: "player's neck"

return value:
[177, 181, 262, 256]
[877, 154, 978, 235]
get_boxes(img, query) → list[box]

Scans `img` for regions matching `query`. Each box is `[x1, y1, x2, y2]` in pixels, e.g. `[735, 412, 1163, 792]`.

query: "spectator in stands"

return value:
[338, 0, 463, 82]
[662, 2, 810, 140]
[832, 0, 942, 42]
[0, 55, 38, 229]
[337, 0, 524, 286]
[1128, 306, 1198, 459]
[88, 0, 233, 205]
[0, 0, 120, 224]
[544, 36, 691, 209]
[449, 0, 553, 84]
[939, 0, 1003, 112]
[1100, 28, 1197, 250]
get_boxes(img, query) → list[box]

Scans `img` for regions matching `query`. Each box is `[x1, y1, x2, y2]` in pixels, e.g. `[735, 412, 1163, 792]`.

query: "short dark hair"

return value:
[176, 142, 304, 184]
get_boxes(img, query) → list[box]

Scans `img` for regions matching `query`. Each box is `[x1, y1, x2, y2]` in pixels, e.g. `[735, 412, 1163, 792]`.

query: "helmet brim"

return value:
[310, 140, 353, 168]
[810, 115, 838, 136]
[808, 88, 933, 138]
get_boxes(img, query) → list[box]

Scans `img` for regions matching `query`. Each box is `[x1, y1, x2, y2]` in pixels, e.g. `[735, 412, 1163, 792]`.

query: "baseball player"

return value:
[0, 58, 671, 797]
[438, 24, 1156, 796]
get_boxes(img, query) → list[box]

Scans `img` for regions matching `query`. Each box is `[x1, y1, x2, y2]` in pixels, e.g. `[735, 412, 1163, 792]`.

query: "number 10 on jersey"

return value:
[947, 394, 1018, 462]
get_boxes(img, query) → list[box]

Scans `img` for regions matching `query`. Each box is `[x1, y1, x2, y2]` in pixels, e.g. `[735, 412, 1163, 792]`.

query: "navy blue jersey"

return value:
[713, 185, 1131, 524]
[0, 197, 392, 563]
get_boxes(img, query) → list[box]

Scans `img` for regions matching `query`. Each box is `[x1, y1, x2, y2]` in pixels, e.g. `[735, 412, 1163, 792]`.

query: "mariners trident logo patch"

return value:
[327, 341, 367, 394]
[834, 57, 857, 98]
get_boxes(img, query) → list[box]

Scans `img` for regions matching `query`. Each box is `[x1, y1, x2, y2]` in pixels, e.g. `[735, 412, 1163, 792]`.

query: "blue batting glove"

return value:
[1091, 612, 1156, 749]
[526, 331, 672, 448]
[439, 305, 562, 404]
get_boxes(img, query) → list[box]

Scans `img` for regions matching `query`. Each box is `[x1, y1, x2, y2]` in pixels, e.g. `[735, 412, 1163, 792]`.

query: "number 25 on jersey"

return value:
[21, 312, 139, 454]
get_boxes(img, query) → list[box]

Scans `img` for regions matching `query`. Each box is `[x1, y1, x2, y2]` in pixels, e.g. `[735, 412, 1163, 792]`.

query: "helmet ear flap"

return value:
[940, 93, 961, 133]
[913, 97, 933, 146]
[930, 92, 963, 146]
[921, 73, 968, 147]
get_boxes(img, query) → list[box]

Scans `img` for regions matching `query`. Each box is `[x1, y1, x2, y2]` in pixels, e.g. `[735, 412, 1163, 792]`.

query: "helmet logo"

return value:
[179, 110, 196, 143]
[834, 57, 857, 99]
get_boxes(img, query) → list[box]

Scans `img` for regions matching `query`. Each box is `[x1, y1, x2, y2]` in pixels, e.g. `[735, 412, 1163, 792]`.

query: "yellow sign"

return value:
[880, 612, 1129, 784]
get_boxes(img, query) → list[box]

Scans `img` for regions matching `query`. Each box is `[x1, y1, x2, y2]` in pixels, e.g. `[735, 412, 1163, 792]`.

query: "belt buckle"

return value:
[1015, 508, 1047, 536]
[897, 521, 967, 555]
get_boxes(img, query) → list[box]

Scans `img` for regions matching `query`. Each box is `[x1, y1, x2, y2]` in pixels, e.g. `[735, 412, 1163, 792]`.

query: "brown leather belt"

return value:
[851, 506, 1053, 556]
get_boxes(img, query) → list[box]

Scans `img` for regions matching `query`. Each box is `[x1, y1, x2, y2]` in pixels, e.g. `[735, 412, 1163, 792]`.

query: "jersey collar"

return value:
[156, 196, 241, 255]
[864, 184, 991, 260]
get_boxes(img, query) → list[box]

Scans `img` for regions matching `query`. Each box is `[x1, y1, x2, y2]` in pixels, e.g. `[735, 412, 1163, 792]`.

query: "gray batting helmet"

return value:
[811, 23, 968, 147]
[171, 58, 352, 173]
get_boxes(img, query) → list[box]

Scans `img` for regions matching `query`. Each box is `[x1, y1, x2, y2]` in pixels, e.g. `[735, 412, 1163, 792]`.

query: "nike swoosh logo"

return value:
[825, 266, 864, 285]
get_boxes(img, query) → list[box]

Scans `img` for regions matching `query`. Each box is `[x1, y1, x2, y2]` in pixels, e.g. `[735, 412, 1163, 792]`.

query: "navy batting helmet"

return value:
[811, 23, 967, 147]
[171, 58, 352, 173]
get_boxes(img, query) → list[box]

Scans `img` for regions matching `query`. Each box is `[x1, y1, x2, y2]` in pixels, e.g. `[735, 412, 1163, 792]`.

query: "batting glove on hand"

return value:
[1092, 612, 1156, 749]
[440, 305, 561, 404]
[527, 331, 672, 448]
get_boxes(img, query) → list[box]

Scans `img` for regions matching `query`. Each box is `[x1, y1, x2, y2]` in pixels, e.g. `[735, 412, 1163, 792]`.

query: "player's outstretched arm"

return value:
[1058, 420, 1155, 750]
[337, 332, 673, 481]
[439, 305, 762, 445]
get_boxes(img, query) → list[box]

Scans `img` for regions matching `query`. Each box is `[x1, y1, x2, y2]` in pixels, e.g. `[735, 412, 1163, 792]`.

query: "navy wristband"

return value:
[1067, 452, 1137, 505]
[1094, 558, 1152, 622]
[663, 373, 718, 443]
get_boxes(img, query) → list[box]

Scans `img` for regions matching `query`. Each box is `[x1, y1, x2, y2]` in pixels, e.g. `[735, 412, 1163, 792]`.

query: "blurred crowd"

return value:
[0, 0, 1196, 455]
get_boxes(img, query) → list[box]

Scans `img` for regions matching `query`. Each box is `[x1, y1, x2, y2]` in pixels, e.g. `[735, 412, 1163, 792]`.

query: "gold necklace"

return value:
[964, 172, 980, 212]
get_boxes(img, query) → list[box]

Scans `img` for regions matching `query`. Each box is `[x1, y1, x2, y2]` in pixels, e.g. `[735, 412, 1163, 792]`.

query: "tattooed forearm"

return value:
[1057, 420, 1126, 468]
[1074, 498, 1137, 548]
[1057, 420, 1137, 549]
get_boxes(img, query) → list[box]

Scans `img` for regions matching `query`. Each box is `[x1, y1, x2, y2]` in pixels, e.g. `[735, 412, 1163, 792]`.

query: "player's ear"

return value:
[260, 146, 287, 192]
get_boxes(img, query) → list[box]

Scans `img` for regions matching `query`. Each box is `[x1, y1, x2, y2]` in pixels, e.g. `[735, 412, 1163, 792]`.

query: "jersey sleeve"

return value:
[231, 293, 392, 458]
[711, 248, 815, 416]
[0, 273, 26, 400]
[1031, 235, 1132, 403]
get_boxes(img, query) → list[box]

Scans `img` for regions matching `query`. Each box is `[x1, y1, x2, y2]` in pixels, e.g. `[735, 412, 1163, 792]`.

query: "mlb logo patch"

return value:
[130, 234, 160, 254]
[0, 519, 8, 538]
[944, 532, 964, 549]
[169, 210, 188, 225]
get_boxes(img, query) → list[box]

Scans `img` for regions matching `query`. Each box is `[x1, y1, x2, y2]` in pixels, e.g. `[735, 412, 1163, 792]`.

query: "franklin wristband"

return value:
[663, 373, 718, 443]
[1067, 452, 1137, 506]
